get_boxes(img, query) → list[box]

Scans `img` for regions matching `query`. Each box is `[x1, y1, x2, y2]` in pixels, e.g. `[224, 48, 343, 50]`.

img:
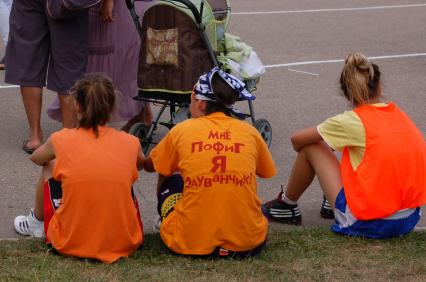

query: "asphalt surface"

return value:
[0, 0, 425, 239]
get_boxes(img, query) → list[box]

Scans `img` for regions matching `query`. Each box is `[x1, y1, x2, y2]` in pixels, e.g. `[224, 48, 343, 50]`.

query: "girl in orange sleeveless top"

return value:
[262, 53, 426, 238]
[14, 74, 145, 263]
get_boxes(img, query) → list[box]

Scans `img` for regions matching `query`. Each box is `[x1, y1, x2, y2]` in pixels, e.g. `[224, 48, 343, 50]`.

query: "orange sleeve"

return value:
[149, 130, 179, 176]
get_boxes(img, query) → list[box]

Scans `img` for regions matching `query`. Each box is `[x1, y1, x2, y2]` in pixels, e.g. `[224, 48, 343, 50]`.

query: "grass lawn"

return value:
[1, 227, 426, 281]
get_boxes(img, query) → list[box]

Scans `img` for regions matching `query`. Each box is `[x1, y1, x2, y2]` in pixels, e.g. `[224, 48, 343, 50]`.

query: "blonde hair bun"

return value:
[345, 53, 374, 80]
[340, 53, 381, 105]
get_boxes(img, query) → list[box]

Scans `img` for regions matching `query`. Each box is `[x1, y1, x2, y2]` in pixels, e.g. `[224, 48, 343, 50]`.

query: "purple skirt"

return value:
[47, 0, 154, 122]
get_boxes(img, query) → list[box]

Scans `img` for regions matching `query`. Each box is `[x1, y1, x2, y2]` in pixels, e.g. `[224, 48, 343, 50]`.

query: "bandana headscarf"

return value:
[193, 67, 255, 118]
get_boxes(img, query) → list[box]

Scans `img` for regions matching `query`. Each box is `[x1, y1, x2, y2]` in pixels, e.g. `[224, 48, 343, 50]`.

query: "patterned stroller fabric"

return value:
[137, 0, 230, 94]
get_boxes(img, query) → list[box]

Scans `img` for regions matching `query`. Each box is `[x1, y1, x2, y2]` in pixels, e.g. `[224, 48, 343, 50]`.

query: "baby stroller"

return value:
[125, 0, 272, 153]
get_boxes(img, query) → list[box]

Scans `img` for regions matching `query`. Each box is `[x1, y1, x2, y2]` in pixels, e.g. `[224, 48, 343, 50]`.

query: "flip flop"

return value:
[22, 140, 39, 155]
[0, 56, 5, 70]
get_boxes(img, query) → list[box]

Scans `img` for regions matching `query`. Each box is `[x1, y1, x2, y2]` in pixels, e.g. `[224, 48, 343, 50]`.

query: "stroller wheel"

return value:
[129, 122, 150, 152]
[254, 118, 272, 147]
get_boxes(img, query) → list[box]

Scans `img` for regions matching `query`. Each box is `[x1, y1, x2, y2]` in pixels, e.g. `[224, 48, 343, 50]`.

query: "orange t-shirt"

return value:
[48, 127, 143, 263]
[150, 112, 276, 255]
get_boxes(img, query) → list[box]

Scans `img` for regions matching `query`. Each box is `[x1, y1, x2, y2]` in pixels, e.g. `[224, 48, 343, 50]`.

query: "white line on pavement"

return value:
[233, 4, 426, 15]
[1, 53, 425, 89]
[265, 53, 426, 68]
[287, 69, 319, 76]
[0, 84, 19, 89]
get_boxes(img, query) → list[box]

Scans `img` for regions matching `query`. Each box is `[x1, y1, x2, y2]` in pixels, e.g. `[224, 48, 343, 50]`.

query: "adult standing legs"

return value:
[21, 87, 43, 150]
[48, 10, 88, 129]
[17, 88, 76, 151]
[0, 0, 11, 69]
[5, 0, 50, 153]
[5, 0, 87, 152]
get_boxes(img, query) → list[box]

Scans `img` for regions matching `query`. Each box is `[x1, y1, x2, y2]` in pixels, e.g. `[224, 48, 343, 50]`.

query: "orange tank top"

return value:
[47, 127, 143, 263]
[341, 103, 426, 220]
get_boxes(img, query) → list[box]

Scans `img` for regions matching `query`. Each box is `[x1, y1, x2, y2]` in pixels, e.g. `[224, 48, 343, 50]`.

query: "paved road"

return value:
[0, 0, 425, 238]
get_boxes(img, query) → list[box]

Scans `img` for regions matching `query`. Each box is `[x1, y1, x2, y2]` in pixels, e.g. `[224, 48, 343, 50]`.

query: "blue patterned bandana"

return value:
[194, 67, 255, 104]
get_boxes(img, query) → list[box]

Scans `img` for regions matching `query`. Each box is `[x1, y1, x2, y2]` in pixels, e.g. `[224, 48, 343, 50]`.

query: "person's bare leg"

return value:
[284, 142, 342, 209]
[58, 93, 76, 128]
[21, 86, 43, 149]
[143, 103, 153, 126]
[121, 103, 153, 132]
[284, 148, 316, 201]
[33, 161, 54, 221]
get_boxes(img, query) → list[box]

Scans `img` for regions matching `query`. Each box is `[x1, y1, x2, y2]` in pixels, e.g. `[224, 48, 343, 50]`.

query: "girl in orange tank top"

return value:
[262, 53, 426, 238]
[14, 74, 146, 263]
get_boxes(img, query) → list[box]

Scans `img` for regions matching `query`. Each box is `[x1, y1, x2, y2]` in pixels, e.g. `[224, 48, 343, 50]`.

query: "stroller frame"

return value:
[126, 0, 272, 153]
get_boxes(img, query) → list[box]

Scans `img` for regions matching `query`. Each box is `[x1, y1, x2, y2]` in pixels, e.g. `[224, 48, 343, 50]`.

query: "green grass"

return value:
[1, 227, 426, 281]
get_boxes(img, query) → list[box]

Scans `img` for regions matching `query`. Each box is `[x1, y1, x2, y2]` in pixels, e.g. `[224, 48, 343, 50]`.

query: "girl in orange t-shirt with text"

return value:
[144, 68, 276, 258]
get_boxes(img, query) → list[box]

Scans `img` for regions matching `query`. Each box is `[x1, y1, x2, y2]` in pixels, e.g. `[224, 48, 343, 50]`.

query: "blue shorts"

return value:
[332, 189, 421, 239]
[157, 174, 184, 220]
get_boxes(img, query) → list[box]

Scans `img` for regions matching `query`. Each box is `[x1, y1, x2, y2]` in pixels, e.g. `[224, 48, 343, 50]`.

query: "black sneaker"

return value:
[320, 195, 334, 219]
[261, 191, 302, 225]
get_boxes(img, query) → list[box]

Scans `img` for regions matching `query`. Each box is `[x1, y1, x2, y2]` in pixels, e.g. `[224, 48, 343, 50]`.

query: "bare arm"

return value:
[136, 146, 145, 171]
[290, 127, 324, 152]
[143, 156, 156, 172]
[30, 138, 56, 166]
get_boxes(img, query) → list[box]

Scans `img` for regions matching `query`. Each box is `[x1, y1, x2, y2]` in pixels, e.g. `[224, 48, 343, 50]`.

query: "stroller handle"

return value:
[127, 0, 202, 24]
[125, 0, 135, 9]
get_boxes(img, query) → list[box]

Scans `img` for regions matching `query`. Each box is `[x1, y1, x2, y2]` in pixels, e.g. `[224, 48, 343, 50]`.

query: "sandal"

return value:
[22, 140, 40, 154]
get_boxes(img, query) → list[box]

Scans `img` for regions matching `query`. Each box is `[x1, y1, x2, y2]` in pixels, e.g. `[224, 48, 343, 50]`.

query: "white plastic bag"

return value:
[226, 50, 265, 80]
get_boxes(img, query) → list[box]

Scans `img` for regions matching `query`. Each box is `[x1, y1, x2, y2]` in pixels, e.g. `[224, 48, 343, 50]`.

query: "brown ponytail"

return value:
[340, 53, 381, 105]
[204, 73, 238, 116]
[70, 73, 116, 137]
